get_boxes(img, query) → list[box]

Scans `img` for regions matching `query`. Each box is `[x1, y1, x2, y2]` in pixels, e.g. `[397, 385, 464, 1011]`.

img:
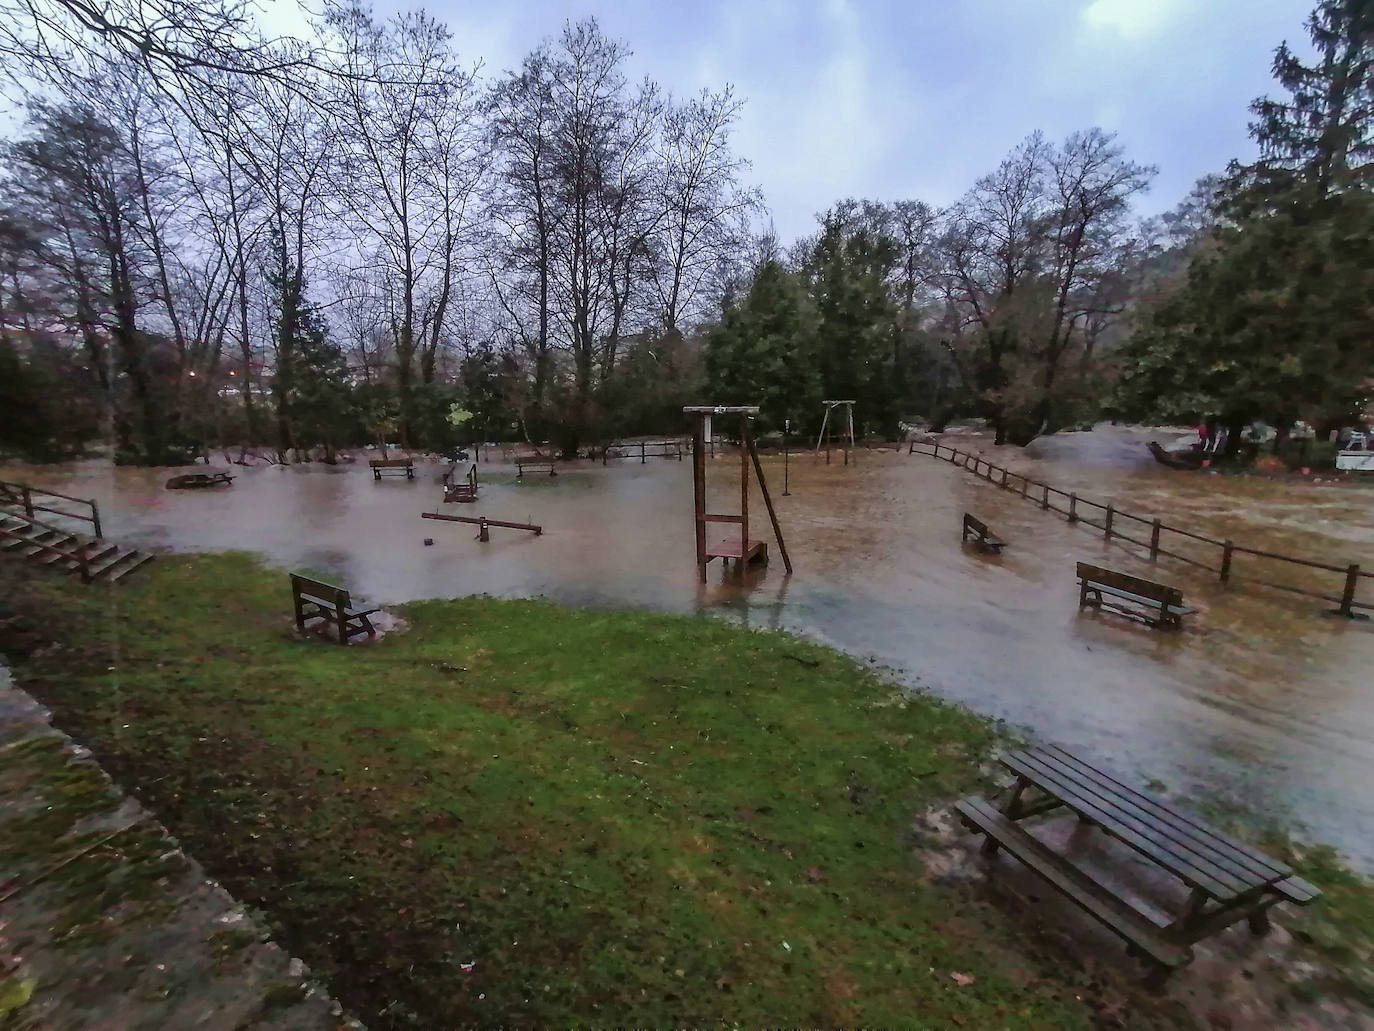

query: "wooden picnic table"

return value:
[956, 744, 1319, 985]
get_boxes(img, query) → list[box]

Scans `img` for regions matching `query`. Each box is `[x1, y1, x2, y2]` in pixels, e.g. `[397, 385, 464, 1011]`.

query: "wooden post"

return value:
[1337, 563, 1359, 617]
[1104, 505, 1114, 539]
[748, 431, 792, 574]
[1068, 494, 1078, 523]
[1020, 476, 1029, 499]
[691, 418, 707, 583]
[1150, 519, 1161, 561]
[1041, 484, 1050, 510]
[90, 500, 102, 539]
[1000, 468, 1008, 488]
[22, 485, 33, 521]
[739, 419, 750, 572]
[1220, 541, 1234, 582]
[640, 441, 646, 464]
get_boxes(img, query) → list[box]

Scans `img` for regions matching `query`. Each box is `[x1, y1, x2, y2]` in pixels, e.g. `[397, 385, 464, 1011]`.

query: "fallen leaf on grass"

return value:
[950, 971, 976, 986]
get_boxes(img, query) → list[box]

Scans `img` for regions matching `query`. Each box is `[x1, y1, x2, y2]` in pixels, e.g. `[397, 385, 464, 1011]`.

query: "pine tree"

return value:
[1231, 0, 1374, 210]
[704, 261, 821, 433]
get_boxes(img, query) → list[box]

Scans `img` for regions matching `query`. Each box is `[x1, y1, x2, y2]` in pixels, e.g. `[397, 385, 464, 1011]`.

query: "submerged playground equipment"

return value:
[815, 400, 857, 465]
[684, 406, 792, 583]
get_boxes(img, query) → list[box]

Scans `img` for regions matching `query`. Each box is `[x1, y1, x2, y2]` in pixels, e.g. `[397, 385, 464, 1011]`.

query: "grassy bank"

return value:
[0, 553, 1369, 1027]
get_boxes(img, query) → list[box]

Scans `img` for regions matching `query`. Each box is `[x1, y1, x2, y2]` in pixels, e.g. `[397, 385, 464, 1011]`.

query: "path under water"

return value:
[6, 425, 1374, 868]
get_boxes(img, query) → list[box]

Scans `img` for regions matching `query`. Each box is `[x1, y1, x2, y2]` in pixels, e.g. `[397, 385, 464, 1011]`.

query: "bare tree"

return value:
[324, 3, 481, 444]
[651, 85, 760, 334]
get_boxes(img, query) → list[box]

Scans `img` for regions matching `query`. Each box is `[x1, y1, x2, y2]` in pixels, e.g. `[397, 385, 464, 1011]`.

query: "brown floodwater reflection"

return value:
[6, 426, 1374, 868]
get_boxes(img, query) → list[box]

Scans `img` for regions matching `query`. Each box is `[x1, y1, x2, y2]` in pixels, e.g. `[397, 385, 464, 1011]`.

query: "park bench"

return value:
[290, 573, 380, 645]
[516, 458, 557, 479]
[961, 513, 1005, 553]
[1077, 561, 1195, 629]
[956, 744, 1320, 987]
[370, 457, 414, 480]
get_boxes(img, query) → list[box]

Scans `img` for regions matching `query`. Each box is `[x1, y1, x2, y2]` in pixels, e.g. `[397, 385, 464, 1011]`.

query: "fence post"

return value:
[1104, 505, 1114, 540]
[1069, 494, 1078, 523]
[1336, 564, 1359, 618]
[1149, 519, 1161, 561]
[1041, 484, 1050, 510]
[1220, 541, 1234, 582]
[22, 485, 33, 521]
[1020, 476, 1029, 499]
[89, 500, 102, 539]
[1000, 468, 1009, 489]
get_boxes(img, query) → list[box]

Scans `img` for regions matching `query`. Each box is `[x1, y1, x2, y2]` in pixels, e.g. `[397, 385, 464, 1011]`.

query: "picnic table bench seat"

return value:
[1077, 562, 1196, 629]
[957, 744, 1320, 986]
[961, 513, 1005, 553]
[955, 795, 1192, 972]
[290, 573, 380, 645]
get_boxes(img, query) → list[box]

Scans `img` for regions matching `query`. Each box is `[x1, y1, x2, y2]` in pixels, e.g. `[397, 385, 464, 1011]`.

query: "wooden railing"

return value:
[909, 441, 1371, 618]
[0, 480, 102, 538]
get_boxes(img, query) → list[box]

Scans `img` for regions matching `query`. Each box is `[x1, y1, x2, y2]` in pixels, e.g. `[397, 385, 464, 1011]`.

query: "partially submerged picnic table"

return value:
[956, 745, 1319, 986]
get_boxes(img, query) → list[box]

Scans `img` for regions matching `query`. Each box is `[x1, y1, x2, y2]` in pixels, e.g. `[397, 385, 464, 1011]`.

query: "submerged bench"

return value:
[290, 573, 379, 645]
[370, 458, 414, 480]
[957, 745, 1320, 987]
[1077, 561, 1195, 629]
[961, 513, 1005, 553]
[515, 458, 557, 479]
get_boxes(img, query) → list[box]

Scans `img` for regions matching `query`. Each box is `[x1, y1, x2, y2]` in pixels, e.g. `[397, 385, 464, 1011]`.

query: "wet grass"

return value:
[0, 552, 1370, 1027]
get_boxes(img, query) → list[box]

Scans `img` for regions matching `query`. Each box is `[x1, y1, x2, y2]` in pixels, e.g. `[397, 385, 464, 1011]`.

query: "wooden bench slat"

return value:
[1039, 745, 1292, 883]
[955, 796, 1192, 969]
[1004, 752, 1253, 899]
[1274, 876, 1320, 905]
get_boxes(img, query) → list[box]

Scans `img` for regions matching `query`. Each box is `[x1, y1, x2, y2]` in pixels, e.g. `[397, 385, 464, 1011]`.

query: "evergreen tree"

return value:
[704, 260, 821, 432]
[801, 202, 901, 436]
[1229, 0, 1374, 211]
[281, 295, 356, 461]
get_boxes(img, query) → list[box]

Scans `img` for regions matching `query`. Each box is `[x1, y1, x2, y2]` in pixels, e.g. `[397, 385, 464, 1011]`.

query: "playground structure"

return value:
[422, 511, 542, 542]
[815, 400, 857, 465]
[443, 463, 478, 503]
[685, 406, 792, 583]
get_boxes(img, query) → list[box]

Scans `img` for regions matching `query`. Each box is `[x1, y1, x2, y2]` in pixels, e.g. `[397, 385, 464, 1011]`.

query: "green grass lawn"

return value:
[0, 552, 1369, 1028]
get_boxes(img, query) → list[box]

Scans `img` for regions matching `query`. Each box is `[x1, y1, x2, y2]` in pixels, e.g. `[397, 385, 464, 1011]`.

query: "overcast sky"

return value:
[278, 0, 1313, 242]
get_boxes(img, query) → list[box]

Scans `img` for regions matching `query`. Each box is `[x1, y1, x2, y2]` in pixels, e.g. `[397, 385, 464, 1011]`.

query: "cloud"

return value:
[1080, 0, 1184, 39]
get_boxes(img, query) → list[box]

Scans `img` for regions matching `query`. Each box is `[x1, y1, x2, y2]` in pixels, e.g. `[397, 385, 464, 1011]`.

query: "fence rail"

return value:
[0, 480, 102, 538]
[909, 441, 1370, 617]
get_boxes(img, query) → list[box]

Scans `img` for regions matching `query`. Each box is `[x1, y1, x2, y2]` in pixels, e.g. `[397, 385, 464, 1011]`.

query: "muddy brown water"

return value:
[5, 426, 1374, 869]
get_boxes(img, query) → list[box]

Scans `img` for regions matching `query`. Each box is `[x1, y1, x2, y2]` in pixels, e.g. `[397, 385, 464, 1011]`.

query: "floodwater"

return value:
[5, 426, 1374, 869]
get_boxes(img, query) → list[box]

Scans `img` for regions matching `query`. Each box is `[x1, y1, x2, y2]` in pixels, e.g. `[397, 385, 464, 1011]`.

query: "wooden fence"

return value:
[909, 441, 1370, 618]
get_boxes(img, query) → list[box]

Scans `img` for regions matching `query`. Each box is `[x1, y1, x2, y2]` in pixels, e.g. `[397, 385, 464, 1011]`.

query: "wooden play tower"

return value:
[815, 400, 857, 464]
[684, 406, 792, 583]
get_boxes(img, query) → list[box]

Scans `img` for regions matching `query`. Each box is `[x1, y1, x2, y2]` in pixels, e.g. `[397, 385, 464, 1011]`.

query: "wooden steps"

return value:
[0, 512, 153, 584]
